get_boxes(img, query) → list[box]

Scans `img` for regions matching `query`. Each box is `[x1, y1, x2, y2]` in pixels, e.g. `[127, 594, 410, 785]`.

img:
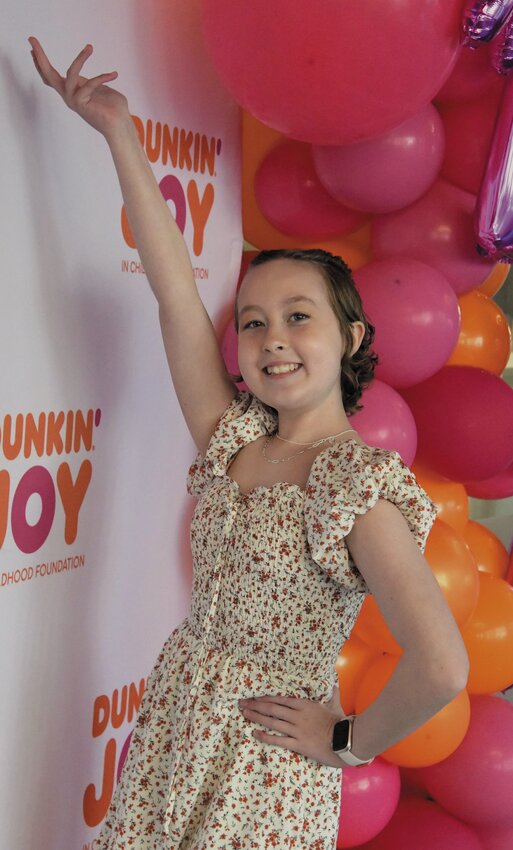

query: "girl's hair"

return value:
[233, 248, 378, 416]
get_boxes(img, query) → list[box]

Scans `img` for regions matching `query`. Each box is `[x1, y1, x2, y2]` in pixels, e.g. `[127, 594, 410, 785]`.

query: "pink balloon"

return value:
[372, 178, 495, 294]
[349, 380, 418, 466]
[476, 821, 513, 850]
[312, 104, 445, 214]
[354, 259, 460, 387]
[464, 459, 513, 498]
[337, 758, 400, 848]
[400, 366, 513, 481]
[462, 0, 513, 46]
[420, 695, 513, 828]
[356, 798, 484, 850]
[200, 0, 462, 145]
[254, 140, 366, 237]
[476, 77, 513, 261]
[436, 41, 505, 102]
[220, 319, 249, 392]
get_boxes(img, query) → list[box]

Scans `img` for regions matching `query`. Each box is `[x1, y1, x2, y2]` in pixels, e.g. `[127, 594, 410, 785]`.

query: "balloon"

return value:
[411, 461, 469, 533]
[372, 179, 494, 294]
[420, 695, 513, 827]
[349, 380, 418, 466]
[355, 655, 470, 767]
[461, 572, 513, 693]
[220, 318, 249, 391]
[492, 15, 513, 73]
[254, 140, 366, 238]
[445, 290, 511, 373]
[312, 104, 445, 214]
[400, 366, 513, 482]
[438, 86, 505, 195]
[464, 460, 513, 498]
[337, 759, 401, 848]
[462, 519, 509, 578]
[353, 519, 478, 652]
[478, 260, 510, 295]
[476, 77, 513, 260]
[354, 259, 460, 388]
[436, 40, 505, 102]
[356, 798, 484, 850]
[399, 767, 430, 798]
[336, 635, 380, 716]
[476, 821, 513, 850]
[200, 0, 462, 145]
[462, 0, 513, 46]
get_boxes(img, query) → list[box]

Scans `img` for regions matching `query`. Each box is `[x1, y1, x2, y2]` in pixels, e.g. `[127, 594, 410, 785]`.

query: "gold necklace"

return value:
[261, 428, 357, 464]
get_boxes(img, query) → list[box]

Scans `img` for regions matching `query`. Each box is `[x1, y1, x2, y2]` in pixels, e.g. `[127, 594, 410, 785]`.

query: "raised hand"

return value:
[28, 37, 130, 139]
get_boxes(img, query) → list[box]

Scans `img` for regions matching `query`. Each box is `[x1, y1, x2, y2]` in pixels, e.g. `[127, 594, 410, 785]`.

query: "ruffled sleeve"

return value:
[186, 390, 278, 497]
[304, 443, 438, 591]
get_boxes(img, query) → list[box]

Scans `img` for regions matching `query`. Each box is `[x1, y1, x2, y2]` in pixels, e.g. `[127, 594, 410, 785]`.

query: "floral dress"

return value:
[96, 391, 437, 850]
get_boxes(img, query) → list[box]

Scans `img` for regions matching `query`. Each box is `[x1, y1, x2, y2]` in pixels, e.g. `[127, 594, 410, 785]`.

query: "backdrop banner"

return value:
[0, 3, 241, 848]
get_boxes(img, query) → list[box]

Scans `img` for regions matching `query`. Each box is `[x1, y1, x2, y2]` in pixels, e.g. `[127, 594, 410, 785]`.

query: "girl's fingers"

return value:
[73, 71, 119, 105]
[64, 44, 94, 98]
[28, 37, 65, 94]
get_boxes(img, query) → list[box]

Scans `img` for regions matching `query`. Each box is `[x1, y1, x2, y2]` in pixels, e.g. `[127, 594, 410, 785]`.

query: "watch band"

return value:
[332, 715, 375, 767]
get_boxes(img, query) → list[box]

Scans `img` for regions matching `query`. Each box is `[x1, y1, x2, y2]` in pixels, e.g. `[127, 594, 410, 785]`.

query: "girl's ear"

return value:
[349, 321, 366, 356]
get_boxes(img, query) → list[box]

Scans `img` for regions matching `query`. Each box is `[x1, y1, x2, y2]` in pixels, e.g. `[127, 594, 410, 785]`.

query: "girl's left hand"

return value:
[238, 684, 346, 768]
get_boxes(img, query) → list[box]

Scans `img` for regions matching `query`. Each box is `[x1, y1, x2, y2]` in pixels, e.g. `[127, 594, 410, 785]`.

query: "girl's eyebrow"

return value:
[238, 295, 317, 318]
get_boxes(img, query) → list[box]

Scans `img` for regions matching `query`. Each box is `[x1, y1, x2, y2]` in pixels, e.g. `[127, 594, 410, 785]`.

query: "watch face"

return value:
[332, 718, 350, 751]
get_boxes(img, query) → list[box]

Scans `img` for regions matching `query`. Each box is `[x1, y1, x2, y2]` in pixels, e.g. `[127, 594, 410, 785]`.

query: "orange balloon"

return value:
[424, 519, 479, 630]
[445, 290, 511, 374]
[242, 110, 372, 268]
[355, 654, 471, 767]
[411, 460, 469, 533]
[353, 519, 479, 653]
[461, 572, 513, 694]
[335, 635, 380, 715]
[462, 519, 509, 579]
[478, 262, 510, 297]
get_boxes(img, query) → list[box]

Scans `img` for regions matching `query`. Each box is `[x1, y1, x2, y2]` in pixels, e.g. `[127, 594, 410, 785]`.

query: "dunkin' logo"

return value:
[0, 408, 100, 559]
[121, 115, 221, 261]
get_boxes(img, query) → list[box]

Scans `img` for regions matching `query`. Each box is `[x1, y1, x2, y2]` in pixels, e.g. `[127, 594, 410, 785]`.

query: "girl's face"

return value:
[236, 258, 360, 414]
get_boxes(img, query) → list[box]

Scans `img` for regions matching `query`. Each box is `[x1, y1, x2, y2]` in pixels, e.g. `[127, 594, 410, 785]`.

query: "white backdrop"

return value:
[1, 3, 241, 848]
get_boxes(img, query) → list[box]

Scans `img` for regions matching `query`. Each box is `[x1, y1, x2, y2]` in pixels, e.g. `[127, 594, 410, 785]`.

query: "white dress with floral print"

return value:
[96, 391, 437, 850]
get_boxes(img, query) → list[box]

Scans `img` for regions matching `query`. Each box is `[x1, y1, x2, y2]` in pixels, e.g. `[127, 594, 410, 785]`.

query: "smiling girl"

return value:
[29, 38, 469, 850]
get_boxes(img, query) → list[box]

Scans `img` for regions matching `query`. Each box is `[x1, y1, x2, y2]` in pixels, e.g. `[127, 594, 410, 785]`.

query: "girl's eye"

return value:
[242, 319, 263, 330]
[290, 312, 309, 321]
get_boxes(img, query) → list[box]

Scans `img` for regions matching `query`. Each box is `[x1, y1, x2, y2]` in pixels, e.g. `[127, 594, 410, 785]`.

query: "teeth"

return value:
[266, 363, 301, 375]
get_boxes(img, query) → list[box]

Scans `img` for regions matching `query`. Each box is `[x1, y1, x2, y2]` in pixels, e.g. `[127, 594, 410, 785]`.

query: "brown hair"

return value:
[233, 248, 379, 416]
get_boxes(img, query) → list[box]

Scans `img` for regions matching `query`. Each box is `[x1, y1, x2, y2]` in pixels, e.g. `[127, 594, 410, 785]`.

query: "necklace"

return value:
[261, 428, 357, 464]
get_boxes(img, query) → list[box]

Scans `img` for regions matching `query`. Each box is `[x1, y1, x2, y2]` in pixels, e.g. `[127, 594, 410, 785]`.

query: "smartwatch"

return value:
[332, 715, 374, 767]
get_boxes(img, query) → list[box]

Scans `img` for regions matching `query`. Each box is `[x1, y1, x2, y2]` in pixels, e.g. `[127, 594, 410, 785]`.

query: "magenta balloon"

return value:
[355, 798, 484, 850]
[354, 259, 460, 387]
[476, 78, 513, 261]
[492, 15, 513, 72]
[254, 141, 366, 238]
[476, 820, 513, 850]
[349, 380, 418, 465]
[462, 0, 513, 46]
[200, 0, 462, 145]
[312, 104, 445, 214]
[221, 319, 249, 392]
[420, 695, 513, 828]
[337, 758, 400, 848]
[464, 459, 513, 498]
[436, 41, 505, 102]
[400, 366, 513, 481]
[372, 178, 495, 294]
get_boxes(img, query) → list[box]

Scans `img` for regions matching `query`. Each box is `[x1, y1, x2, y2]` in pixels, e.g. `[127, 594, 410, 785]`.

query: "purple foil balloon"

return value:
[476, 77, 513, 261]
[463, 0, 513, 46]
[492, 16, 513, 71]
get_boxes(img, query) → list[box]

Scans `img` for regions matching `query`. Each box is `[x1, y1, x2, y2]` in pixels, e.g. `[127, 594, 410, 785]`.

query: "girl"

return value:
[29, 38, 469, 850]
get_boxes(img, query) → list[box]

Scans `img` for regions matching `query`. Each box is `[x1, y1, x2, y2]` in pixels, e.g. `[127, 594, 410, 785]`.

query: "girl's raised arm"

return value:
[28, 38, 236, 454]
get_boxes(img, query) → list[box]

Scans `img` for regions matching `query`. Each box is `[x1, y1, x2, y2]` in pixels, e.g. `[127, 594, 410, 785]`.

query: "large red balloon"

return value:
[372, 179, 494, 294]
[200, 0, 462, 145]
[356, 798, 483, 850]
[400, 366, 513, 482]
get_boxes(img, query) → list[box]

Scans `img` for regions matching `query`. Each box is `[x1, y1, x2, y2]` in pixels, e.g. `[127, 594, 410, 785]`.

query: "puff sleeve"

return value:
[186, 391, 278, 498]
[304, 444, 438, 591]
